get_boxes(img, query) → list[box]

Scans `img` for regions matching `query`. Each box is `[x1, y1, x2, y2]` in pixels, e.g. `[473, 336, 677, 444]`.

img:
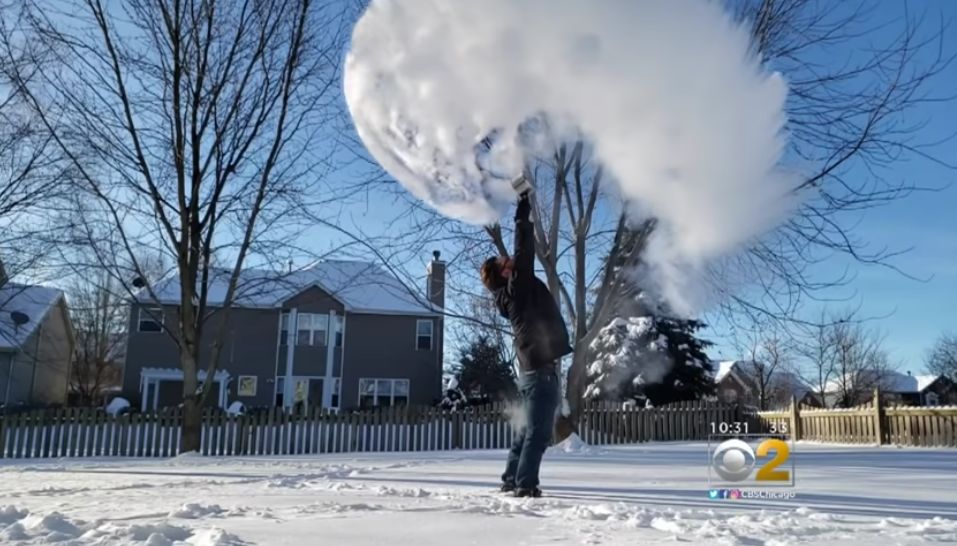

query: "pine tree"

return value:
[587, 316, 714, 406]
[639, 318, 714, 405]
[454, 336, 518, 403]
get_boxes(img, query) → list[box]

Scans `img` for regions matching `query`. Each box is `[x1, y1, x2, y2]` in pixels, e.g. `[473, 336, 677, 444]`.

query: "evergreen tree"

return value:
[587, 316, 714, 406]
[454, 336, 518, 402]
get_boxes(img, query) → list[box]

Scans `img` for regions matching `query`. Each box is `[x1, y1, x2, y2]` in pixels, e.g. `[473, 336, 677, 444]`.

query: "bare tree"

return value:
[829, 319, 895, 408]
[797, 310, 840, 407]
[347, 0, 953, 439]
[68, 272, 126, 406]
[0, 2, 63, 287]
[2, 0, 348, 451]
[926, 332, 957, 380]
[738, 329, 799, 410]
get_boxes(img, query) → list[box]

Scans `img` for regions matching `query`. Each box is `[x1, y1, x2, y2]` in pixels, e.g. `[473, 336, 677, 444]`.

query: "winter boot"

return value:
[513, 487, 542, 498]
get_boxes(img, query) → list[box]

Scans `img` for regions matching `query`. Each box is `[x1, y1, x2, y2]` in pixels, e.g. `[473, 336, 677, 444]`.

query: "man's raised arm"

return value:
[512, 191, 535, 286]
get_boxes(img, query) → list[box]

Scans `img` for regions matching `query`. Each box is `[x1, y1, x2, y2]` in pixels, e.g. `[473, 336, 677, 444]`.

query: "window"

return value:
[358, 378, 410, 408]
[237, 376, 257, 397]
[275, 376, 328, 407]
[926, 392, 939, 406]
[279, 312, 290, 346]
[333, 315, 344, 348]
[331, 378, 341, 409]
[416, 320, 433, 350]
[297, 313, 328, 346]
[393, 379, 409, 406]
[138, 306, 164, 332]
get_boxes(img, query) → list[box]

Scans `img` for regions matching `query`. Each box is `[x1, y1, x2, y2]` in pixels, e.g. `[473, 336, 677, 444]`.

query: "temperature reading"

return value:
[768, 421, 789, 434]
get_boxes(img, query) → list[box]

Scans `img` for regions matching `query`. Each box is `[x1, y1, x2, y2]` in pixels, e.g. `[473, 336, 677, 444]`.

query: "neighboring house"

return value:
[121, 254, 446, 412]
[824, 370, 957, 407]
[0, 282, 75, 408]
[712, 360, 820, 409]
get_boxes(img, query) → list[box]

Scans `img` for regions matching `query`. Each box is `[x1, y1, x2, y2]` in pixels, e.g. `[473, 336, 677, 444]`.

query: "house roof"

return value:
[0, 283, 65, 351]
[711, 360, 814, 397]
[713, 361, 737, 383]
[825, 370, 941, 394]
[139, 260, 439, 316]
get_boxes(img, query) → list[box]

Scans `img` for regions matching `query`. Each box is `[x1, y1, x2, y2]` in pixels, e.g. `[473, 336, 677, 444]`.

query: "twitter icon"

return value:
[708, 489, 722, 499]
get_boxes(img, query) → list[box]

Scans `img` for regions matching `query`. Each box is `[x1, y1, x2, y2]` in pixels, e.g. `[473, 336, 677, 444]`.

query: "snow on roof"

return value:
[0, 283, 64, 351]
[140, 260, 438, 316]
[713, 360, 737, 383]
[824, 371, 941, 394]
[711, 360, 814, 396]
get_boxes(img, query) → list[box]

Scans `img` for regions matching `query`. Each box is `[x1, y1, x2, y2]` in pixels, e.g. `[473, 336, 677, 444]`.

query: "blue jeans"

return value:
[502, 367, 560, 490]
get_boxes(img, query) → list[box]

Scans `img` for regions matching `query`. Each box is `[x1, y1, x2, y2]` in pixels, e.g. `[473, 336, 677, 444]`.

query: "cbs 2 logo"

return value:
[712, 439, 791, 482]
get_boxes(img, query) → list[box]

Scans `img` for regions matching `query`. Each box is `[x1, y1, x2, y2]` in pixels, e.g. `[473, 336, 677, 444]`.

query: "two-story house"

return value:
[712, 360, 821, 409]
[120, 254, 446, 412]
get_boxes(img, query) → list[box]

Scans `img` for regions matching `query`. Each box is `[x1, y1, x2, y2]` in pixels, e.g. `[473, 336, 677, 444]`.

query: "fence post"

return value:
[452, 410, 462, 450]
[789, 396, 802, 441]
[873, 387, 885, 445]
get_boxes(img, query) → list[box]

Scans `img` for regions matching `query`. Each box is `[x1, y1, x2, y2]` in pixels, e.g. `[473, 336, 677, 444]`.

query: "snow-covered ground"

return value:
[2, 440, 956, 545]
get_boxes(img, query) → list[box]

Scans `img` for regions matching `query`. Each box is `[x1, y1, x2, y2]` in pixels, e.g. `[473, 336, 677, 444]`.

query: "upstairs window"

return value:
[297, 313, 328, 346]
[138, 306, 164, 333]
[416, 319, 433, 350]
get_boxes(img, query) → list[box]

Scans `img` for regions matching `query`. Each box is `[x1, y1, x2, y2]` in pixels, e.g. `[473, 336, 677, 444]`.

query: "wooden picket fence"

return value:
[757, 389, 957, 447]
[579, 399, 743, 444]
[0, 400, 742, 460]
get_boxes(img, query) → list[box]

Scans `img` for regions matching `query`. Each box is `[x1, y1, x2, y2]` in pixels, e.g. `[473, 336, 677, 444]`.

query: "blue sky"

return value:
[333, 1, 956, 374]
[707, 1, 957, 372]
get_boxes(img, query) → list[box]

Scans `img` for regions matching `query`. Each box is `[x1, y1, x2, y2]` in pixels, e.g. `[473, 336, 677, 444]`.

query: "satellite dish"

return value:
[10, 311, 29, 326]
[131, 277, 146, 288]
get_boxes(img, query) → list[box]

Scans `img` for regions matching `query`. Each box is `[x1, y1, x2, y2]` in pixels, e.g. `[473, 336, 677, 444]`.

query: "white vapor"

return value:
[345, 0, 800, 315]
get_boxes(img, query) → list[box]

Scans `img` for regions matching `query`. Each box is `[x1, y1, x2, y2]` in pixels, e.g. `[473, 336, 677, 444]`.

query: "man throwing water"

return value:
[480, 184, 573, 498]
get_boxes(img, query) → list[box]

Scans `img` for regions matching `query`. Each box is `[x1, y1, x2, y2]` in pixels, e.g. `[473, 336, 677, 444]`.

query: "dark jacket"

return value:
[494, 194, 574, 371]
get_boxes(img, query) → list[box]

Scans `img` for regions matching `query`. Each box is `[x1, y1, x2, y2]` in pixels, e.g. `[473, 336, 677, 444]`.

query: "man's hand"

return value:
[511, 174, 534, 196]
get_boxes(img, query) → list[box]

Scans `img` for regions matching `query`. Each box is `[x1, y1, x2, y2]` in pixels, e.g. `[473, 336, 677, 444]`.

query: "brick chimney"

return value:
[427, 250, 445, 309]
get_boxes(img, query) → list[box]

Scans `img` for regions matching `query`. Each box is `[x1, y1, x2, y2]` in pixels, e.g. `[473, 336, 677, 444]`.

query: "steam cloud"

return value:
[345, 0, 799, 315]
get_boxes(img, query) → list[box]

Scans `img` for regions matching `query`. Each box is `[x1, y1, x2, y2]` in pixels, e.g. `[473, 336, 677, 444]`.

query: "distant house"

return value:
[712, 360, 820, 409]
[121, 255, 446, 412]
[825, 370, 957, 407]
[0, 282, 75, 408]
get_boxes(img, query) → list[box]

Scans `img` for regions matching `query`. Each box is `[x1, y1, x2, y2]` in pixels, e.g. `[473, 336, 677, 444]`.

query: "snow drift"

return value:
[344, 0, 798, 315]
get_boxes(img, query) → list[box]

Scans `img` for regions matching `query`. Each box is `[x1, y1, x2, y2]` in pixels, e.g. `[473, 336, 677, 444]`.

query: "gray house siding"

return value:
[123, 304, 281, 409]
[0, 302, 72, 406]
[121, 261, 445, 411]
[25, 301, 72, 404]
[1, 351, 32, 405]
[0, 352, 9, 403]
[340, 314, 443, 409]
[277, 286, 346, 378]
